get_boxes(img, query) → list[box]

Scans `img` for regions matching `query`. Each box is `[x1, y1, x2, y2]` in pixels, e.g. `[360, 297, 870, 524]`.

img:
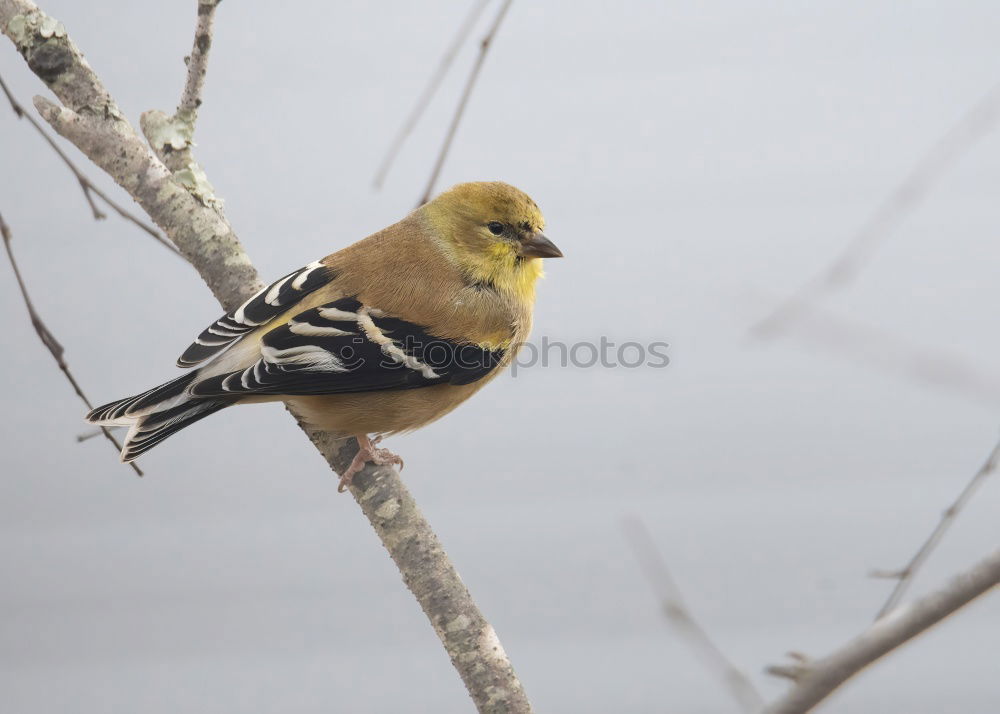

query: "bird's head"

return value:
[421, 181, 562, 299]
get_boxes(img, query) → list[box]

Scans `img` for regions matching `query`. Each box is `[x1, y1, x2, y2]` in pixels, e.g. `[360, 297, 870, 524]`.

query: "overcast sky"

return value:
[2, 2, 999, 712]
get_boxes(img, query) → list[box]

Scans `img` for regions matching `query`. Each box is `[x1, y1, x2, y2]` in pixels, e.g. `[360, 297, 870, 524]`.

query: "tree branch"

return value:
[417, 0, 513, 206]
[0, 210, 142, 476]
[373, 0, 490, 189]
[871, 436, 1000, 619]
[0, 71, 178, 254]
[307, 429, 530, 711]
[622, 518, 763, 713]
[763, 547, 1000, 714]
[1, 2, 531, 711]
[178, 0, 219, 121]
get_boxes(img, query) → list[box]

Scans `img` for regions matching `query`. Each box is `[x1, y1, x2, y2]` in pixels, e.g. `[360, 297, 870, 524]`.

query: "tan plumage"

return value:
[87, 182, 562, 481]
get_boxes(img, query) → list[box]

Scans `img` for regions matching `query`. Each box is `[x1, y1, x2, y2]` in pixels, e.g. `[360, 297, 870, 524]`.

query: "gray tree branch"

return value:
[1, 2, 531, 711]
[178, 0, 218, 121]
[763, 547, 1000, 714]
[140, 0, 220, 202]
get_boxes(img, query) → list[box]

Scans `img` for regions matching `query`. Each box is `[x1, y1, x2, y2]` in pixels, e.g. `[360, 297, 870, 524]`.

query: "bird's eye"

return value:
[487, 221, 505, 236]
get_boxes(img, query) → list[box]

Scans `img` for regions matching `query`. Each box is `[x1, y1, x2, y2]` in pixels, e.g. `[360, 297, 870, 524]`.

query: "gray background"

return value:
[2, 1, 999, 712]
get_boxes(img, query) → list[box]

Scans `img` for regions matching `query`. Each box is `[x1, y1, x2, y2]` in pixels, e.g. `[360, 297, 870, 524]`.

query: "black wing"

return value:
[176, 260, 336, 368]
[190, 297, 506, 397]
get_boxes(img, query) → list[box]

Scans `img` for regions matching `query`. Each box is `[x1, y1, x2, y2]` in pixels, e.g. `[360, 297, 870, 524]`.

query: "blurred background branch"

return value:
[764, 546, 1000, 714]
[373, 0, 490, 189]
[417, 0, 513, 206]
[623, 517, 763, 713]
[750, 79, 1000, 339]
[872, 436, 1000, 619]
[743, 290, 1000, 407]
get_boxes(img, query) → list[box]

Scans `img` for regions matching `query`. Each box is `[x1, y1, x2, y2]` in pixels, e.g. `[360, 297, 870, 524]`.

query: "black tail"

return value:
[118, 399, 231, 461]
[87, 373, 233, 462]
[87, 373, 199, 424]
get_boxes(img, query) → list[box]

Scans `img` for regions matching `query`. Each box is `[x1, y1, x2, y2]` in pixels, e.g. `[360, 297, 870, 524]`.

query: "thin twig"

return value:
[177, 0, 220, 121]
[763, 547, 1000, 714]
[76, 427, 109, 443]
[0, 73, 179, 256]
[872, 436, 1000, 619]
[416, 0, 514, 206]
[622, 517, 763, 713]
[0, 211, 142, 476]
[750, 79, 1000, 338]
[373, 0, 490, 189]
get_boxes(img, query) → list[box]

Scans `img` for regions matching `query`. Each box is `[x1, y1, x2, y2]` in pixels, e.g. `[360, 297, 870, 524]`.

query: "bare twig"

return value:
[76, 427, 108, 443]
[750, 80, 1000, 338]
[0, 211, 142, 476]
[0, 73, 178, 255]
[622, 517, 763, 713]
[2, 3, 530, 710]
[373, 0, 490, 189]
[763, 547, 1000, 714]
[417, 0, 513, 206]
[872, 436, 1000, 619]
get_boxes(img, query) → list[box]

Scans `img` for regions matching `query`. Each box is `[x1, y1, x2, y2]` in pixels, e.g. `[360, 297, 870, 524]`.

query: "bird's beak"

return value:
[519, 232, 563, 259]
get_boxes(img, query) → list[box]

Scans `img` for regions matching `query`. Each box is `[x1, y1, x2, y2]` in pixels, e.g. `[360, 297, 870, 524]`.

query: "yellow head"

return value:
[421, 181, 562, 300]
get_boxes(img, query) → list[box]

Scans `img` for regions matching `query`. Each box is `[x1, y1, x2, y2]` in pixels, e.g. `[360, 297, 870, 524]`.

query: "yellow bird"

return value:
[87, 181, 562, 489]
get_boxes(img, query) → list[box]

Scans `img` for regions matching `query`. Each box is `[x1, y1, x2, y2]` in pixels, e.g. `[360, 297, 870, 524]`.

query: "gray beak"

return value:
[519, 232, 563, 259]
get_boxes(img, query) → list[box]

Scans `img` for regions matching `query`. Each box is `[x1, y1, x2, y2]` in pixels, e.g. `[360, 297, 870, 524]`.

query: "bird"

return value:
[87, 181, 562, 490]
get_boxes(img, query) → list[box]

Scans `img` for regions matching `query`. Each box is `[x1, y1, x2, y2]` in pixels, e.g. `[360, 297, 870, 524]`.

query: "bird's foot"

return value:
[338, 434, 405, 492]
[369, 434, 405, 471]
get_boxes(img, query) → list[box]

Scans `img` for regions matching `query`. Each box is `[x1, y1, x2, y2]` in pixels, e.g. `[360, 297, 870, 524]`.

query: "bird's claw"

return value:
[372, 447, 404, 471]
[338, 435, 404, 492]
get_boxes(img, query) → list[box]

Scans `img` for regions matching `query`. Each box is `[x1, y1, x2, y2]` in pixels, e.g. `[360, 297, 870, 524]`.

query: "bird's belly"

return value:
[285, 381, 489, 437]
